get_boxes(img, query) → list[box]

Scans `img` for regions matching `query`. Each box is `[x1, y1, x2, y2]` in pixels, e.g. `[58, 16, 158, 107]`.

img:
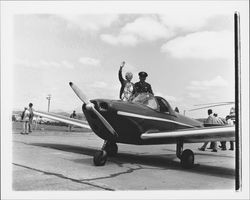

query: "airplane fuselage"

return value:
[83, 99, 204, 145]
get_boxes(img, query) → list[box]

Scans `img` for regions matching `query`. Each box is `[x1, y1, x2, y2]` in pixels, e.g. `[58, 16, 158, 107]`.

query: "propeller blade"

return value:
[90, 106, 118, 138]
[69, 82, 89, 104]
[69, 82, 118, 138]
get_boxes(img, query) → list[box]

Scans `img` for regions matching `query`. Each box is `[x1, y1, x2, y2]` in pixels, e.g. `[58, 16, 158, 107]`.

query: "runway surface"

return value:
[12, 122, 235, 191]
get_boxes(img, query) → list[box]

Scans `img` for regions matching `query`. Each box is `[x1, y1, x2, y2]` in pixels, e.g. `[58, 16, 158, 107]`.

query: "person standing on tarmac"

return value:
[212, 113, 228, 151]
[219, 115, 234, 151]
[21, 107, 30, 135]
[118, 61, 134, 101]
[198, 109, 219, 152]
[132, 71, 154, 97]
[28, 103, 34, 133]
[68, 110, 77, 132]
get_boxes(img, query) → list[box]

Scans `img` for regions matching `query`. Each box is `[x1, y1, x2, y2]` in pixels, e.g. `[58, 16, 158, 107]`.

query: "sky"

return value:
[9, 1, 249, 118]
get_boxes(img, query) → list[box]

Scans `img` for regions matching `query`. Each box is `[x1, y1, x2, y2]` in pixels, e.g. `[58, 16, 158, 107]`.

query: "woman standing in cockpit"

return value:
[118, 61, 134, 101]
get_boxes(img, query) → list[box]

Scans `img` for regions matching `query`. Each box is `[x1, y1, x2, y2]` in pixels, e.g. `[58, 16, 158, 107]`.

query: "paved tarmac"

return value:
[12, 122, 235, 191]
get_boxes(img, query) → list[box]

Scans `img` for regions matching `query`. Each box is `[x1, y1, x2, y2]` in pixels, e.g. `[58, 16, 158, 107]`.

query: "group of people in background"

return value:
[198, 108, 234, 152]
[21, 103, 34, 134]
[20, 104, 78, 133]
[118, 61, 153, 101]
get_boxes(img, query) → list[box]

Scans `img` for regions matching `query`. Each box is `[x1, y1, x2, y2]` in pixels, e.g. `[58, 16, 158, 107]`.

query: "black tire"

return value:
[93, 150, 107, 166]
[104, 143, 118, 156]
[181, 149, 194, 169]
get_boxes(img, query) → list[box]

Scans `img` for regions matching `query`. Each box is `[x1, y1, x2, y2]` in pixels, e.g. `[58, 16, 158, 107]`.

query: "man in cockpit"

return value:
[132, 71, 154, 97]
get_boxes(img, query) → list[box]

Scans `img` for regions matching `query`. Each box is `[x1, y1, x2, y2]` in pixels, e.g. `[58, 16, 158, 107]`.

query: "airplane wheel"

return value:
[104, 143, 118, 156]
[181, 149, 194, 169]
[93, 150, 107, 166]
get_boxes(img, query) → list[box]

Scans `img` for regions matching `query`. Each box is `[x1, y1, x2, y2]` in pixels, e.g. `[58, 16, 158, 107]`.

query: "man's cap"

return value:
[138, 71, 148, 78]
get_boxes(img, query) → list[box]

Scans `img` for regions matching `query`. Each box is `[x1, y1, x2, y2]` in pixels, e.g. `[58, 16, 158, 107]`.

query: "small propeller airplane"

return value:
[34, 82, 235, 169]
[30, 11, 241, 173]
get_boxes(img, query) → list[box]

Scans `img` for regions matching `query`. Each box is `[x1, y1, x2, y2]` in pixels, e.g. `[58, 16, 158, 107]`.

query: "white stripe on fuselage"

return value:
[117, 111, 195, 128]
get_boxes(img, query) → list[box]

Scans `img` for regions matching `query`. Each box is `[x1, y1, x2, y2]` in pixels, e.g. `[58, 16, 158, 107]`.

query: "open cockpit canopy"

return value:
[132, 93, 158, 110]
[132, 93, 175, 115]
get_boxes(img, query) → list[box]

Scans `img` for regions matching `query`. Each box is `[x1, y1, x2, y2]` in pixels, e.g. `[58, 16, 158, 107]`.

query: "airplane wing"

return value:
[141, 126, 235, 143]
[33, 111, 91, 129]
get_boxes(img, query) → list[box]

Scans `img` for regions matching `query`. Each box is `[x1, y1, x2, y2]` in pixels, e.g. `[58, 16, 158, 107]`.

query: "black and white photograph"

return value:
[1, 1, 249, 199]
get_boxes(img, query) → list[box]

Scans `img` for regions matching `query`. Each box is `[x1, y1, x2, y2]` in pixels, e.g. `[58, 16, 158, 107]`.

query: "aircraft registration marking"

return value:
[117, 111, 195, 128]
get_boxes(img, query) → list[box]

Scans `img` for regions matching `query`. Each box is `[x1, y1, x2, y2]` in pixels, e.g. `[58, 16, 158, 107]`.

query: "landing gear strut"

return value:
[104, 141, 118, 156]
[176, 140, 194, 169]
[93, 141, 118, 166]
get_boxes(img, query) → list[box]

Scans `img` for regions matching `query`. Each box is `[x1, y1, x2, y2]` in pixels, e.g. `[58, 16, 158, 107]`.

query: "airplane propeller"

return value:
[69, 82, 90, 104]
[69, 82, 118, 138]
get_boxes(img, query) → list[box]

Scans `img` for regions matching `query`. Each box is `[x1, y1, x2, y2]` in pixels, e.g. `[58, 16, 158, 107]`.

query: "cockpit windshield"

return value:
[131, 93, 158, 110]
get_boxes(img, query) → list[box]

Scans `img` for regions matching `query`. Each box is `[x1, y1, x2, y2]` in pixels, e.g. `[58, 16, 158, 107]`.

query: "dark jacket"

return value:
[133, 81, 153, 95]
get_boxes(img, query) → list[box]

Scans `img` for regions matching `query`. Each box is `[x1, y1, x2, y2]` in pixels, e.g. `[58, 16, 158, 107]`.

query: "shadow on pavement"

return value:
[30, 142, 235, 179]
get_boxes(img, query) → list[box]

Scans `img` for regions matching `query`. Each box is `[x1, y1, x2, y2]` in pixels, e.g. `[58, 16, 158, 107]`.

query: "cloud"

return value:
[101, 34, 138, 46]
[37, 60, 61, 68]
[15, 59, 75, 69]
[159, 7, 233, 32]
[161, 31, 233, 59]
[61, 60, 74, 69]
[79, 57, 100, 66]
[160, 13, 208, 31]
[101, 16, 173, 46]
[121, 16, 172, 41]
[59, 15, 119, 31]
[187, 76, 228, 91]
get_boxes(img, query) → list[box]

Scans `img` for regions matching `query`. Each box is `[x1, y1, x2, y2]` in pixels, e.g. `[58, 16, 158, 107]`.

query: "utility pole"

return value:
[46, 94, 52, 112]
